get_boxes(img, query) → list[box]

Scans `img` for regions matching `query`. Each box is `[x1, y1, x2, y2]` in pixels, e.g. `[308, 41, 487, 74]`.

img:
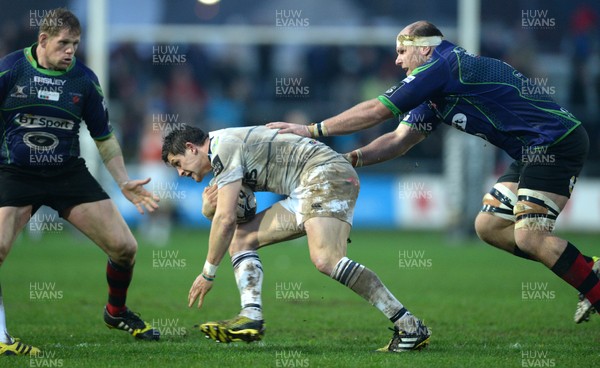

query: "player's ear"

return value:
[38, 33, 49, 47]
[419, 46, 432, 56]
[185, 142, 196, 153]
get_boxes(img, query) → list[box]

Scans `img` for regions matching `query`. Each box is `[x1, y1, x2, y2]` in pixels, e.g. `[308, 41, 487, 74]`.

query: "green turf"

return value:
[1, 228, 598, 367]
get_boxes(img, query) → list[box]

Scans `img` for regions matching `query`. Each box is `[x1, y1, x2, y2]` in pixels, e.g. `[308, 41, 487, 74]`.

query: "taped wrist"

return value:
[309, 121, 328, 138]
[346, 149, 363, 167]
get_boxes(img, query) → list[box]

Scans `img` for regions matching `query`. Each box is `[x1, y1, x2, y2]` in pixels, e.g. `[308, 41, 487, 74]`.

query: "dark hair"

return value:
[408, 21, 444, 38]
[39, 8, 81, 37]
[161, 125, 208, 164]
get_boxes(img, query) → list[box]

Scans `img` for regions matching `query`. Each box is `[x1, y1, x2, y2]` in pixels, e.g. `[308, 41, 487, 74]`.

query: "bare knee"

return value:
[474, 213, 490, 242]
[310, 252, 343, 276]
[311, 256, 331, 275]
[107, 237, 137, 266]
[474, 213, 507, 245]
[229, 228, 257, 257]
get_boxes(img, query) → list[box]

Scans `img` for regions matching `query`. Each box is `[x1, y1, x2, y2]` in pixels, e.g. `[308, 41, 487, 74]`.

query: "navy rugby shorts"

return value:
[0, 158, 110, 216]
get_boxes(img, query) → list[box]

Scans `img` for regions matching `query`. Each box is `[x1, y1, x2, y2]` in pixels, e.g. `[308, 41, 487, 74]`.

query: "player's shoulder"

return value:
[0, 48, 27, 73]
[213, 125, 265, 141]
[70, 58, 100, 83]
[209, 128, 242, 152]
[435, 40, 463, 60]
[411, 41, 455, 77]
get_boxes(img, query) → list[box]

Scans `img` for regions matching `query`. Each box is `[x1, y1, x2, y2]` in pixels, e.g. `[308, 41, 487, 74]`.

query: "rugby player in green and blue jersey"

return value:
[0, 8, 160, 355]
[270, 21, 599, 348]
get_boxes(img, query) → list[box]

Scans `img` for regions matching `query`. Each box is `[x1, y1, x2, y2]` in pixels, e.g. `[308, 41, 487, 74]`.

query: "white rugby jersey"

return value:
[208, 125, 346, 195]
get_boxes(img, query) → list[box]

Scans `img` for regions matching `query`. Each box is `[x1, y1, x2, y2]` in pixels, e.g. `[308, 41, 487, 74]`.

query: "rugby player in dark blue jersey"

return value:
[0, 8, 160, 355]
[269, 20, 600, 346]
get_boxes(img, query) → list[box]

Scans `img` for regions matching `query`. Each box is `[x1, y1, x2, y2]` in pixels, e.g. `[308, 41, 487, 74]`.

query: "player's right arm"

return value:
[268, 98, 393, 137]
[268, 53, 448, 138]
[189, 179, 242, 308]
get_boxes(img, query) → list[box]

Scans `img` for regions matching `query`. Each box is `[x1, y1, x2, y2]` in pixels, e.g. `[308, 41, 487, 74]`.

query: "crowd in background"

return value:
[1, 0, 599, 176]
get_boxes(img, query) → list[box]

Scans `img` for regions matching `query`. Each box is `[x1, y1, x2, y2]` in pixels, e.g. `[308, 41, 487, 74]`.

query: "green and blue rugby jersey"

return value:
[379, 41, 581, 160]
[0, 44, 113, 167]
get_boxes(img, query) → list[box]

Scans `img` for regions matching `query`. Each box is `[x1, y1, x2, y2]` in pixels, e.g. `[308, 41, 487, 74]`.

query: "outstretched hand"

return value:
[120, 177, 160, 215]
[188, 273, 214, 308]
[266, 122, 311, 137]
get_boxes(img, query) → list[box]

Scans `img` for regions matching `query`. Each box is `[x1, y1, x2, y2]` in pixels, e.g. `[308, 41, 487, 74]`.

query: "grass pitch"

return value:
[1, 227, 598, 367]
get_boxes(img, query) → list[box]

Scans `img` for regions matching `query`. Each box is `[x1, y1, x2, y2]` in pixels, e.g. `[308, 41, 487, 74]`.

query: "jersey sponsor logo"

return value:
[69, 92, 82, 104]
[15, 114, 76, 130]
[33, 76, 66, 86]
[244, 169, 258, 188]
[391, 75, 417, 93]
[23, 131, 59, 150]
[212, 155, 224, 176]
[37, 89, 60, 101]
[451, 113, 467, 131]
[401, 75, 415, 84]
[10, 85, 28, 98]
[384, 85, 398, 95]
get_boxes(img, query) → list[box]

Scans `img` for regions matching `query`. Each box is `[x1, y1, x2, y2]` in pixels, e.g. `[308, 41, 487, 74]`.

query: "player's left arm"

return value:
[201, 184, 218, 220]
[95, 136, 159, 214]
[0, 54, 15, 104]
[344, 123, 427, 167]
[188, 179, 242, 308]
[82, 71, 158, 214]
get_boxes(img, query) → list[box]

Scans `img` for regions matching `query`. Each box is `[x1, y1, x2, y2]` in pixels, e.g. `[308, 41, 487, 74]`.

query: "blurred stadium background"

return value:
[2, 0, 600, 243]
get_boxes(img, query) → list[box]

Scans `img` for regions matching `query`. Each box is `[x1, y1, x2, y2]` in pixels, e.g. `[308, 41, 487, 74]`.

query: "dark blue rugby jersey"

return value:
[0, 44, 113, 167]
[378, 40, 581, 160]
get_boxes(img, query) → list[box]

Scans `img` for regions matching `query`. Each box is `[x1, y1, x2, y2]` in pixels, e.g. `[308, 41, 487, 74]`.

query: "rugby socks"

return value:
[551, 243, 600, 310]
[514, 246, 595, 267]
[513, 246, 534, 260]
[331, 257, 417, 332]
[0, 283, 10, 344]
[583, 255, 596, 267]
[232, 251, 264, 321]
[106, 259, 133, 316]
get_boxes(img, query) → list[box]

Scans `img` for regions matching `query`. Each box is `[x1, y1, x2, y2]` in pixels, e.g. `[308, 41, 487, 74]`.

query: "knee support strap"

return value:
[514, 189, 561, 232]
[481, 183, 517, 221]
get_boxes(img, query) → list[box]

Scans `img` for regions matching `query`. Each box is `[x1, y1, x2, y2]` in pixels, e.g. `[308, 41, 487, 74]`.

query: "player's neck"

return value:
[31, 44, 48, 70]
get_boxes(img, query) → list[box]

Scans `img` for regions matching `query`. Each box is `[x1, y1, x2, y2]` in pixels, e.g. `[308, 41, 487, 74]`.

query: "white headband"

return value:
[397, 35, 443, 47]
